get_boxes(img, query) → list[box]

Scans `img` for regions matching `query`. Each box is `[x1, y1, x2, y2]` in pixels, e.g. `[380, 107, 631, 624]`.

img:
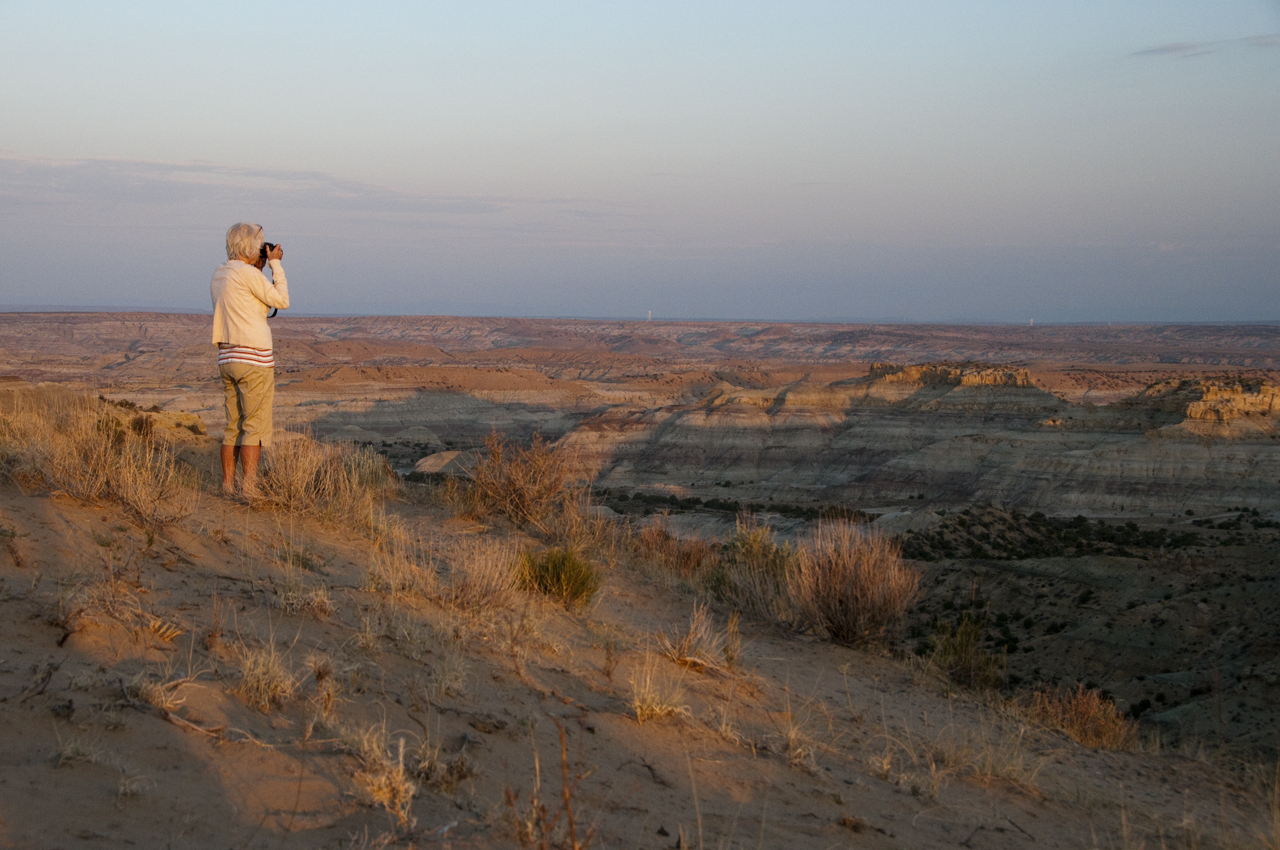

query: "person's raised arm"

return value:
[251, 244, 289, 309]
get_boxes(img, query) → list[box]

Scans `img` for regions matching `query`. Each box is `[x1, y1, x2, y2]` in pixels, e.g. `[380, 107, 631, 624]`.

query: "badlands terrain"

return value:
[0, 313, 1278, 848]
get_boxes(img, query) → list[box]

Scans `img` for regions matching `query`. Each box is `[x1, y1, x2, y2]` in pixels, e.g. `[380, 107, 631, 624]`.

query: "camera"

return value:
[258, 242, 278, 259]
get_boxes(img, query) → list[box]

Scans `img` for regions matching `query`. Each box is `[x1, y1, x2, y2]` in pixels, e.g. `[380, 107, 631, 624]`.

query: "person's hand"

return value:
[267, 243, 284, 261]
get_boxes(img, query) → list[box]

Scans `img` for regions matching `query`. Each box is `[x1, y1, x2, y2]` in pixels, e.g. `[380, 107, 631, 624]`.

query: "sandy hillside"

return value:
[0, 388, 1276, 850]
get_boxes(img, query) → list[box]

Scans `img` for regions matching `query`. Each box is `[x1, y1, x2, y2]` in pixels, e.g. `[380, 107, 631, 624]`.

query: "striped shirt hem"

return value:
[217, 344, 275, 368]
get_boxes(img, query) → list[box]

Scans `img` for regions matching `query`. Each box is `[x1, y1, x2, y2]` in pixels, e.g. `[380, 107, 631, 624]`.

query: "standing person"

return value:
[211, 222, 290, 495]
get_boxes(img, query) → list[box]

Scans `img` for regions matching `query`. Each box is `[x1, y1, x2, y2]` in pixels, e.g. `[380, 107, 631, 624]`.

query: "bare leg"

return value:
[221, 445, 238, 493]
[239, 444, 262, 494]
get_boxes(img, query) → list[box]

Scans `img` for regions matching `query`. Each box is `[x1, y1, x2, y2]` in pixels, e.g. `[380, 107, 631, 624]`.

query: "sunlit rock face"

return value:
[559, 366, 1280, 513]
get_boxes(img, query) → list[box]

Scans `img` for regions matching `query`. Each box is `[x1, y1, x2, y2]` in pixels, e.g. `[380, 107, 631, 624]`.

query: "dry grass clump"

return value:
[235, 643, 297, 711]
[519, 547, 600, 609]
[710, 516, 793, 625]
[344, 725, 418, 828]
[254, 433, 397, 525]
[110, 439, 197, 530]
[634, 521, 720, 581]
[873, 718, 1043, 799]
[659, 603, 735, 674]
[790, 523, 918, 647]
[630, 649, 689, 724]
[0, 392, 194, 530]
[436, 536, 519, 611]
[1021, 684, 1137, 750]
[275, 575, 335, 618]
[52, 552, 147, 644]
[54, 730, 105, 767]
[364, 524, 437, 599]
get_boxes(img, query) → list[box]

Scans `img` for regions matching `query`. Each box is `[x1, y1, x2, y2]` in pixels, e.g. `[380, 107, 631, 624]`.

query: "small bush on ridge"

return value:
[520, 547, 600, 609]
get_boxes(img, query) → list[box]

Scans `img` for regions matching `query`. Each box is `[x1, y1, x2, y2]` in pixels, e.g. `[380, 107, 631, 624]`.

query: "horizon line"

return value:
[0, 305, 1278, 328]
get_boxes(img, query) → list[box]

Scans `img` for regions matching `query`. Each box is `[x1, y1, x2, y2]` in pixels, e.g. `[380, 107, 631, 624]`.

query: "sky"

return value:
[1, 1, 1277, 323]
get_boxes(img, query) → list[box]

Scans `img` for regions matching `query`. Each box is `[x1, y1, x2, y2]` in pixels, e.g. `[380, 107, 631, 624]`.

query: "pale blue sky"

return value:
[1, 2, 1277, 321]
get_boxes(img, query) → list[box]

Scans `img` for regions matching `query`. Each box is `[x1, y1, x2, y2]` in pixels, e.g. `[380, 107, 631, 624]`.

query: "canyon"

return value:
[3, 313, 1277, 515]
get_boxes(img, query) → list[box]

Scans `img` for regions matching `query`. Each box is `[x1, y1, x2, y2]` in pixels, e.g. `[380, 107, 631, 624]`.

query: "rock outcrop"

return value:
[560, 365, 1280, 513]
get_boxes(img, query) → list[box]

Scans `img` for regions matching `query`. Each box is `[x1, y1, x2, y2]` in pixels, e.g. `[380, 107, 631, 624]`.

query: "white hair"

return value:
[225, 222, 265, 261]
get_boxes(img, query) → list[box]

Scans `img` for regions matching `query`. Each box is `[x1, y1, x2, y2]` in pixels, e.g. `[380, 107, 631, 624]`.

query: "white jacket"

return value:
[210, 259, 289, 349]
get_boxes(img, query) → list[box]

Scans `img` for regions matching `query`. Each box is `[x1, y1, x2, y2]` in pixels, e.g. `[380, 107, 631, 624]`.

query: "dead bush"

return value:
[1021, 684, 1137, 750]
[464, 433, 586, 538]
[789, 523, 918, 647]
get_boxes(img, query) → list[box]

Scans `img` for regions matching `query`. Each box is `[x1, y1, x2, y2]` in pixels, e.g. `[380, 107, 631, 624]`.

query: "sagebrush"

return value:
[519, 547, 600, 609]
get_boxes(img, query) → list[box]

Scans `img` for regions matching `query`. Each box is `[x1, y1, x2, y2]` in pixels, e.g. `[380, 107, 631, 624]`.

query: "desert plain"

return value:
[0, 313, 1278, 849]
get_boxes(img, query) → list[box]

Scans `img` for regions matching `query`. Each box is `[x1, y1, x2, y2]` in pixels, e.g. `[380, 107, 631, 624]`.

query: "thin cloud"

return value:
[1132, 32, 1280, 58]
[0, 155, 604, 218]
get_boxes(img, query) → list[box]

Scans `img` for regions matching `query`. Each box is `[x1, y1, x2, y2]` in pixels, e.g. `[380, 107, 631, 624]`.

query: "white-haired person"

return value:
[210, 222, 290, 495]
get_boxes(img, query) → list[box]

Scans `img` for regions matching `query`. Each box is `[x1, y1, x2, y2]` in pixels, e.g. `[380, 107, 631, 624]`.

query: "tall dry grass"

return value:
[0, 391, 195, 530]
[364, 522, 438, 599]
[436, 536, 520, 611]
[634, 521, 720, 581]
[789, 523, 919, 646]
[253, 433, 397, 525]
[1021, 684, 1137, 750]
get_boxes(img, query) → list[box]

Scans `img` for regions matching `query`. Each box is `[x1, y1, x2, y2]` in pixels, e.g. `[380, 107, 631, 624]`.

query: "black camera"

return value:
[258, 242, 278, 259]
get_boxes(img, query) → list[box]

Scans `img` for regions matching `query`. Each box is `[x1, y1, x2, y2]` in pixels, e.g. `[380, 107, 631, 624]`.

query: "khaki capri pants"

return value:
[220, 362, 274, 447]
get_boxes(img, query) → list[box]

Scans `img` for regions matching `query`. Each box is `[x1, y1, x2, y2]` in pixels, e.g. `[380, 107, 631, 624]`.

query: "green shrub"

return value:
[519, 547, 600, 608]
[928, 613, 1004, 689]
